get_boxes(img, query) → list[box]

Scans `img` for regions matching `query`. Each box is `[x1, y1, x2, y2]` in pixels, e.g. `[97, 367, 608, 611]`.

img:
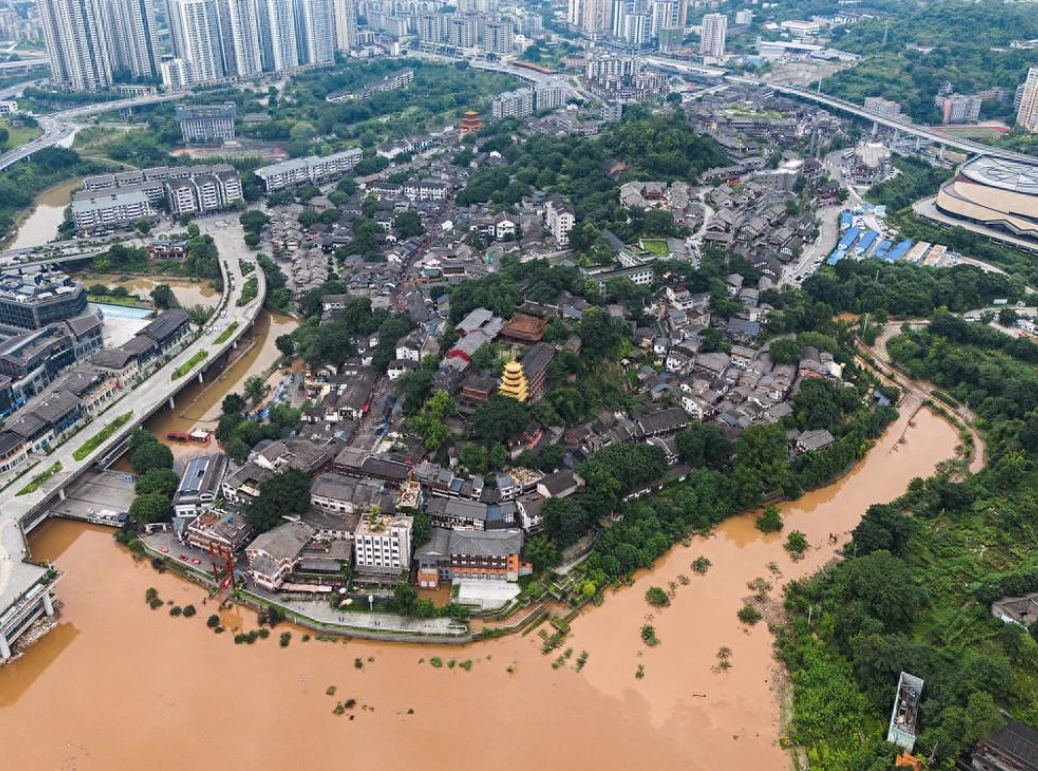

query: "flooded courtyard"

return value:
[0, 403, 959, 771]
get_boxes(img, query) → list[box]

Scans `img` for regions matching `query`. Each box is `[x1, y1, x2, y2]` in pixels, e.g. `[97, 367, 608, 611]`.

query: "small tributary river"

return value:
[0, 401, 959, 770]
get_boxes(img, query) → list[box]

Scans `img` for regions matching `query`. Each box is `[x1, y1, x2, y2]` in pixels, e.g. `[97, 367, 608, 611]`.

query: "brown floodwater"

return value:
[0, 402, 959, 771]
[3, 177, 82, 250]
[109, 310, 297, 470]
[77, 273, 221, 310]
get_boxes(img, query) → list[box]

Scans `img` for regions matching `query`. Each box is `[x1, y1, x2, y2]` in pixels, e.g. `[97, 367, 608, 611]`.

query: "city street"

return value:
[0, 217, 264, 620]
[780, 205, 840, 287]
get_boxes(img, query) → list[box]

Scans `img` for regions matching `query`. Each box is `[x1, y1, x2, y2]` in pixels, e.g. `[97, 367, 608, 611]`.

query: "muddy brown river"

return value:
[0, 401, 959, 770]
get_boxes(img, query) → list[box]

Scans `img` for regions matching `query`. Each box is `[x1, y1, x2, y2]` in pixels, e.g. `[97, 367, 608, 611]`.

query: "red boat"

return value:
[166, 429, 212, 444]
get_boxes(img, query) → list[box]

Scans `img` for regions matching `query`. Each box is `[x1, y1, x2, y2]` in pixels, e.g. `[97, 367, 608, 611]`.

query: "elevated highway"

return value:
[0, 91, 188, 173]
[0, 218, 264, 658]
[727, 75, 1036, 164]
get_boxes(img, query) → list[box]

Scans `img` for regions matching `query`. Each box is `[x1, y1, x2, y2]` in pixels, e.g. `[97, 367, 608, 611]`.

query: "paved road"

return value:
[781, 205, 841, 287]
[0, 216, 264, 617]
[0, 92, 188, 174]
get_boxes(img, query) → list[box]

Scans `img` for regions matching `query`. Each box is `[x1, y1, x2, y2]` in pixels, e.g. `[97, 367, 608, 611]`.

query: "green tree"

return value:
[675, 423, 732, 469]
[394, 210, 424, 238]
[755, 504, 784, 533]
[150, 284, 178, 310]
[246, 468, 311, 532]
[244, 375, 270, 405]
[129, 492, 170, 524]
[392, 584, 418, 616]
[135, 468, 179, 498]
[131, 441, 173, 475]
[470, 395, 528, 444]
[222, 393, 246, 415]
[526, 535, 561, 573]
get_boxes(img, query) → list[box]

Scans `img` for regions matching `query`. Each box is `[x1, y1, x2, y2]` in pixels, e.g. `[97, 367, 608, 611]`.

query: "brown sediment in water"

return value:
[0, 406, 959, 771]
[109, 310, 298, 470]
[77, 274, 222, 310]
[2, 177, 83, 251]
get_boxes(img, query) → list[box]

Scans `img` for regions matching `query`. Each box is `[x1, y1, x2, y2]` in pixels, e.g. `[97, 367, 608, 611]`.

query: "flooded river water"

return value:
[2, 177, 82, 250]
[0, 402, 959, 771]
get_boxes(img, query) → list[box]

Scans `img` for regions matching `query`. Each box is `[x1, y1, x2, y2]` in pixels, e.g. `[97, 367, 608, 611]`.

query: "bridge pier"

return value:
[0, 632, 9, 661]
[57, 488, 65, 501]
[168, 395, 175, 410]
[198, 371, 204, 384]
[43, 591, 53, 616]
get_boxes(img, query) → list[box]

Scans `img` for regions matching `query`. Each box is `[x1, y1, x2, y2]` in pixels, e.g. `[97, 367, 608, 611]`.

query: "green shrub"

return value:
[785, 530, 809, 558]
[645, 587, 669, 607]
[182, 604, 196, 617]
[737, 604, 762, 625]
[755, 504, 784, 533]
[206, 614, 220, 628]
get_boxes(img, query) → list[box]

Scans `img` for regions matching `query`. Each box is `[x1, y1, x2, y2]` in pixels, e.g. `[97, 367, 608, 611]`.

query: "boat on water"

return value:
[166, 429, 212, 444]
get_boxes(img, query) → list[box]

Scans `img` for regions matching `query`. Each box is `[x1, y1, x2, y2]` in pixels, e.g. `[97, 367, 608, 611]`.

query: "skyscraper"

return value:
[217, 0, 262, 77]
[1017, 67, 1038, 132]
[258, 0, 299, 73]
[651, 0, 678, 37]
[38, 0, 112, 90]
[103, 0, 160, 80]
[167, 0, 226, 82]
[580, 0, 611, 35]
[294, 0, 334, 65]
[332, 0, 355, 51]
[700, 12, 726, 59]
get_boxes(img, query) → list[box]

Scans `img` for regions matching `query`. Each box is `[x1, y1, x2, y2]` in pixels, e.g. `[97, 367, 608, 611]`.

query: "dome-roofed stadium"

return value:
[936, 156, 1038, 240]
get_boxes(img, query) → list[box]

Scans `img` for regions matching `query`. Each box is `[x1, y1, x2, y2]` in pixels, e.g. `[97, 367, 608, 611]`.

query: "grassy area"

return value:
[16, 462, 62, 496]
[72, 412, 132, 461]
[239, 259, 255, 275]
[214, 321, 239, 344]
[236, 275, 258, 307]
[172, 350, 208, 380]
[0, 118, 42, 151]
[87, 292, 147, 308]
[640, 238, 670, 257]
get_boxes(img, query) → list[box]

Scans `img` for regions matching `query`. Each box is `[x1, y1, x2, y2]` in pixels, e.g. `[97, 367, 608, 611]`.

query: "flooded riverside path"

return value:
[0, 403, 959, 771]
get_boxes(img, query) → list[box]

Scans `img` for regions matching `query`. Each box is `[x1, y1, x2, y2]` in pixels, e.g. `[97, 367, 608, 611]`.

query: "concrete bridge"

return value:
[0, 219, 265, 659]
[726, 75, 1036, 164]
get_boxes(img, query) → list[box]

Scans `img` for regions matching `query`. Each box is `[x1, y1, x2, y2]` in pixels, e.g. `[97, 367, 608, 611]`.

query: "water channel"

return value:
[2, 177, 82, 251]
[0, 401, 960, 770]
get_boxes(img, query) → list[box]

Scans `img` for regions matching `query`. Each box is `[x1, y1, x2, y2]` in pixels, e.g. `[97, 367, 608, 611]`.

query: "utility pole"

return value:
[882, 20, 889, 46]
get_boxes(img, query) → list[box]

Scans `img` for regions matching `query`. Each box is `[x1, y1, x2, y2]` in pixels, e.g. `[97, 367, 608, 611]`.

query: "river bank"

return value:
[1, 176, 81, 250]
[0, 403, 959, 771]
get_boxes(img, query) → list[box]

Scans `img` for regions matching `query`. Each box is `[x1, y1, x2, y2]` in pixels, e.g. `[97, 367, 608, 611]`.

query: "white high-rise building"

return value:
[258, 0, 299, 73]
[103, 0, 160, 80]
[294, 0, 335, 65]
[160, 57, 189, 89]
[332, 0, 355, 51]
[700, 12, 726, 60]
[651, 0, 678, 37]
[622, 12, 650, 47]
[566, 0, 582, 27]
[38, 0, 112, 91]
[580, 0, 610, 35]
[1017, 67, 1038, 132]
[168, 0, 226, 83]
[217, 0, 262, 77]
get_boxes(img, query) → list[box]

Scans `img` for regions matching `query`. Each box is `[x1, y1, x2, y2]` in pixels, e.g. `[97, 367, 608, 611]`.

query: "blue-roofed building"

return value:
[838, 227, 861, 251]
[886, 240, 913, 262]
[840, 212, 853, 230]
[827, 248, 846, 265]
[872, 240, 892, 259]
[855, 230, 878, 256]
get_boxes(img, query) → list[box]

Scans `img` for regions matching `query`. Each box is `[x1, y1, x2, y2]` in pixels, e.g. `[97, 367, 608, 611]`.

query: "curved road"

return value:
[0, 217, 264, 618]
[0, 92, 188, 174]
